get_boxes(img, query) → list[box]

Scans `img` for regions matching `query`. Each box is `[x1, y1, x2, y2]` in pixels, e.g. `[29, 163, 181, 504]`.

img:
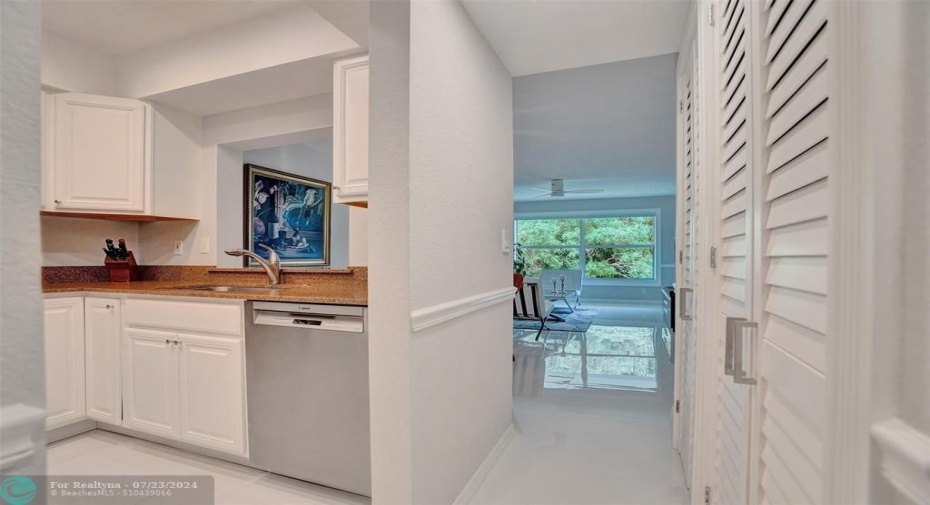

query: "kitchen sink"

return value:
[164, 285, 286, 294]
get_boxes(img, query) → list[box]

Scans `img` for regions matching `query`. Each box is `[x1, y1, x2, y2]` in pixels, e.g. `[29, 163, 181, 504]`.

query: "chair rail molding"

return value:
[410, 287, 515, 333]
[872, 418, 930, 504]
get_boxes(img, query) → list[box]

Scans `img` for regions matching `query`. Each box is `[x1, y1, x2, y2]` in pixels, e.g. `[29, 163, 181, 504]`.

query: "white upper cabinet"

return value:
[43, 92, 199, 219]
[44, 297, 85, 430]
[51, 93, 148, 213]
[84, 298, 122, 425]
[333, 54, 369, 207]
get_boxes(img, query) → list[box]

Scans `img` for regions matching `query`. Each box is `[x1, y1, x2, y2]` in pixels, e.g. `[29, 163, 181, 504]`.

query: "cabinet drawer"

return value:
[124, 298, 243, 336]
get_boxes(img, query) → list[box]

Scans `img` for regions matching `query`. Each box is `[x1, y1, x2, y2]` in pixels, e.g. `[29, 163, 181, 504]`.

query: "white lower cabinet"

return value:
[44, 297, 86, 429]
[177, 334, 246, 454]
[84, 298, 122, 424]
[122, 328, 180, 439]
[122, 299, 247, 456]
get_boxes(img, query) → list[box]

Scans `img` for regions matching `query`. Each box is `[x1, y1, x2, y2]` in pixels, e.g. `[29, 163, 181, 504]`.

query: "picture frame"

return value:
[243, 163, 331, 267]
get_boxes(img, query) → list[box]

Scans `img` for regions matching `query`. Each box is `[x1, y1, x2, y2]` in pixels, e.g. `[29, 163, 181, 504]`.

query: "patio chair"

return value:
[513, 280, 550, 341]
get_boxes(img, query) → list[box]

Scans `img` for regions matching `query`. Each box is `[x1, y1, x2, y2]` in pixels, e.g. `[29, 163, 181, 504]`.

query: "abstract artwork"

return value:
[244, 163, 331, 266]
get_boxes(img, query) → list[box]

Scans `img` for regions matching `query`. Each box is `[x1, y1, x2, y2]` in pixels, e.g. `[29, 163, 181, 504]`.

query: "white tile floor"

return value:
[472, 304, 689, 505]
[47, 304, 686, 505]
[46, 431, 370, 505]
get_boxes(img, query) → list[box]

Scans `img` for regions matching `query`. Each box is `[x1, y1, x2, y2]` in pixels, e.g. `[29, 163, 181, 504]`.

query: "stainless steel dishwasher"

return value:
[245, 301, 370, 496]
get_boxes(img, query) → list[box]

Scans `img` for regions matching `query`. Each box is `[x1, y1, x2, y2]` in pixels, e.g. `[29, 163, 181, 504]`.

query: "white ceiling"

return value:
[461, 0, 690, 77]
[513, 53, 678, 202]
[42, 1, 300, 56]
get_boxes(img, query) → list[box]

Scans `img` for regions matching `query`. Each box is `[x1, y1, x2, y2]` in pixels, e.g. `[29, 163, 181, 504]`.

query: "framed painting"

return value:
[243, 163, 331, 267]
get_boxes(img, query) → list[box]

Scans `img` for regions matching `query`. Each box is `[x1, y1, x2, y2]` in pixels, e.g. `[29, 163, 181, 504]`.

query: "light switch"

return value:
[501, 228, 511, 254]
[174, 240, 183, 256]
[200, 238, 210, 254]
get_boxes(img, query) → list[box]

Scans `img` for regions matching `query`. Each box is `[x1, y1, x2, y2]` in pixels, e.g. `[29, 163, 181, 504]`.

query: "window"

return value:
[515, 214, 657, 281]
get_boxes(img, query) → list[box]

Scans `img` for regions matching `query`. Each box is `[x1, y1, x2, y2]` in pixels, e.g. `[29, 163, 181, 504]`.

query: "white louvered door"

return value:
[713, 0, 755, 503]
[751, 0, 832, 503]
[676, 41, 699, 490]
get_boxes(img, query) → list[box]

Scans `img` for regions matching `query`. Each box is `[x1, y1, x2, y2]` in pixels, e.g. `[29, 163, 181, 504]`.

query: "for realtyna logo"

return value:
[0, 476, 36, 505]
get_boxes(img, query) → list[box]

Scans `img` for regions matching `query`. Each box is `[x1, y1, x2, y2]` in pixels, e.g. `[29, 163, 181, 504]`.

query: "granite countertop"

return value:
[42, 266, 368, 306]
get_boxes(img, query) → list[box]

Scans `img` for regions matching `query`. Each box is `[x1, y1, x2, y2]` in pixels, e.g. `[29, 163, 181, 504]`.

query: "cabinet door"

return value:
[52, 93, 149, 213]
[333, 55, 369, 206]
[177, 334, 246, 455]
[44, 298, 86, 429]
[84, 298, 121, 424]
[122, 328, 179, 439]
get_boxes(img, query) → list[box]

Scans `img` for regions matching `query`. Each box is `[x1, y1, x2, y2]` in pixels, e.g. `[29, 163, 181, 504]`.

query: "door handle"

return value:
[724, 317, 742, 377]
[732, 319, 758, 385]
[679, 288, 693, 321]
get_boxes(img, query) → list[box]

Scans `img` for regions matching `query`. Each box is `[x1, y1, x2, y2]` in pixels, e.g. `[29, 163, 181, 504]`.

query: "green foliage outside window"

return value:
[516, 216, 656, 280]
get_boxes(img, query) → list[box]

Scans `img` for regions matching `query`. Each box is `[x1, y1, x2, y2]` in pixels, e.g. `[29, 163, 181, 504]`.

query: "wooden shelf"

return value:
[40, 211, 198, 223]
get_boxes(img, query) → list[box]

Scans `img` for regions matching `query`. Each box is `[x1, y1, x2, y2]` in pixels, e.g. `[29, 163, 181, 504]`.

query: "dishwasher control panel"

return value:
[251, 302, 365, 333]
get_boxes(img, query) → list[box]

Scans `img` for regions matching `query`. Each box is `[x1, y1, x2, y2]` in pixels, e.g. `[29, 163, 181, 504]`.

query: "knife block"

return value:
[105, 252, 141, 282]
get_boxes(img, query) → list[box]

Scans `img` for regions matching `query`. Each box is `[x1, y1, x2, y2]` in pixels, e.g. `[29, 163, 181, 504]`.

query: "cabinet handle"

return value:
[165, 339, 171, 344]
[105, 304, 113, 309]
[731, 319, 758, 385]
[54, 199, 62, 205]
[678, 288, 693, 321]
[333, 186, 341, 190]
[173, 340, 180, 345]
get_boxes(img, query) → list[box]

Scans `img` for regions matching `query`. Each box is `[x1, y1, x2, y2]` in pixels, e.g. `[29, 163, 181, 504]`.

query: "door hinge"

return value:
[679, 100, 684, 113]
[679, 250, 683, 264]
[710, 246, 717, 269]
[708, 4, 716, 26]
[675, 400, 681, 413]
[704, 486, 712, 504]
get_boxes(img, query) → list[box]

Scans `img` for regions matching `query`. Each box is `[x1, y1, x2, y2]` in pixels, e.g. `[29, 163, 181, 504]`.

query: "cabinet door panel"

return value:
[44, 298, 85, 429]
[178, 334, 246, 455]
[53, 93, 148, 212]
[85, 298, 121, 424]
[122, 328, 178, 438]
[333, 55, 369, 204]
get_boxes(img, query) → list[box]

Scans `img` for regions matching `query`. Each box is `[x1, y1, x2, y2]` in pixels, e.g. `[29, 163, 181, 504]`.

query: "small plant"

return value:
[513, 243, 527, 275]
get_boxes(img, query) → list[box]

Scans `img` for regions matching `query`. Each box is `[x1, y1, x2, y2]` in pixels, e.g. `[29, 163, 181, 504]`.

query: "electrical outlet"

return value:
[200, 238, 210, 254]
[174, 240, 183, 256]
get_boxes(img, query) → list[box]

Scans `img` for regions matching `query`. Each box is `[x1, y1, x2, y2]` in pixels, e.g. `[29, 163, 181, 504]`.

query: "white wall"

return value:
[42, 31, 117, 94]
[41, 217, 141, 266]
[239, 143, 350, 268]
[1, 0, 46, 474]
[369, 0, 514, 503]
[200, 94, 341, 268]
[514, 195, 677, 302]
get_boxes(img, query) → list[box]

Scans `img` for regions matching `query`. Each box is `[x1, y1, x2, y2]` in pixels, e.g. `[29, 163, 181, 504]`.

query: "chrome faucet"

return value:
[224, 244, 281, 286]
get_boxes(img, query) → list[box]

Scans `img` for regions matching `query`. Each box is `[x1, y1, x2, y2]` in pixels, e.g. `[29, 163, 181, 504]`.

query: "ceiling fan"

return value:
[530, 179, 605, 198]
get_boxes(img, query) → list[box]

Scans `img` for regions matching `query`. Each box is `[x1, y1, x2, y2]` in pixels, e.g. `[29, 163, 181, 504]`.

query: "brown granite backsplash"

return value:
[43, 265, 367, 288]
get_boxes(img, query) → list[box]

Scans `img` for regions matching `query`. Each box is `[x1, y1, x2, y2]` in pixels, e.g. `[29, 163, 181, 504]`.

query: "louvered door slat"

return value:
[766, 105, 828, 172]
[763, 388, 825, 464]
[766, 33, 827, 117]
[765, 0, 815, 65]
[764, 314, 826, 372]
[766, 178, 828, 228]
[765, 68, 828, 146]
[766, 256, 828, 295]
[766, 141, 827, 199]
[764, 0, 790, 37]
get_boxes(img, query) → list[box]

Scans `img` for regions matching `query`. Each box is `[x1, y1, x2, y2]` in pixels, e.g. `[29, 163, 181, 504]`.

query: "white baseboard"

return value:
[452, 423, 515, 505]
[582, 298, 663, 307]
[46, 419, 97, 444]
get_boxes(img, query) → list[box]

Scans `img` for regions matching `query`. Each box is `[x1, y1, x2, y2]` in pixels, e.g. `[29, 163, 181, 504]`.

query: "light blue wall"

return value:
[242, 144, 350, 268]
[515, 196, 676, 303]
